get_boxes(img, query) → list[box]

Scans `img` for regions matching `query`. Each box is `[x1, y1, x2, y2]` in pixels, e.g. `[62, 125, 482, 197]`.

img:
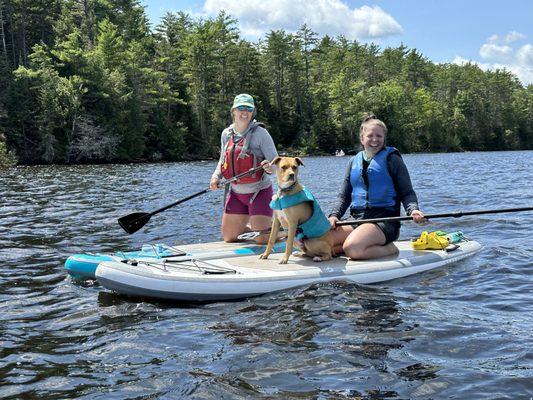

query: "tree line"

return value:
[0, 0, 531, 166]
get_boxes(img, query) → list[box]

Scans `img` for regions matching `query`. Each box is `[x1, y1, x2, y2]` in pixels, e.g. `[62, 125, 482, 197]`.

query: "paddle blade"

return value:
[118, 212, 151, 234]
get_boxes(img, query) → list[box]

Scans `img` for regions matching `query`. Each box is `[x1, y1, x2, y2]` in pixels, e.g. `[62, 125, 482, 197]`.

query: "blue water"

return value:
[1, 152, 532, 399]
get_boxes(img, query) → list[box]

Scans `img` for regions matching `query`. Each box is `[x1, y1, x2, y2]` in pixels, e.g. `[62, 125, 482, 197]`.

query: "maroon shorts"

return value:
[224, 186, 274, 217]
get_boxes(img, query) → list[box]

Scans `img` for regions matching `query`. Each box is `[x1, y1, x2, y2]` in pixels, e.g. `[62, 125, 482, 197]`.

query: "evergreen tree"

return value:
[0, 7, 531, 165]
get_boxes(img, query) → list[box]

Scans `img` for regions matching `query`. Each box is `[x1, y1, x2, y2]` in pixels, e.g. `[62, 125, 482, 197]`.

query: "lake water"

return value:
[1, 151, 532, 399]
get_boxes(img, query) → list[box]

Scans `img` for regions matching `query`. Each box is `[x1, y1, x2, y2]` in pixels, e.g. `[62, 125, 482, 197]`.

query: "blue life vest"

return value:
[350, 146, 398, 209]
[270, 187, 331, 240]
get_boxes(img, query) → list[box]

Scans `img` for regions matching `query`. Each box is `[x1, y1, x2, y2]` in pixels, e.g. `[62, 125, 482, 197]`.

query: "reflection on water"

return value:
[1, 152, 532, 398]
[209, 283, 431, 398]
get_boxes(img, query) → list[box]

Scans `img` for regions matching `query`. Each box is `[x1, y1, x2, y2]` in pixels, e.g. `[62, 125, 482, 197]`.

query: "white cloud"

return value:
[454, 31, 532, 85]
[516, 44, 533, 66]
[479, 43, 512, 60]
[202, 0, 402, 40]
[487, 31, 525, 45]
[504, 31, 526, 44]
[487, 34, 499, 43]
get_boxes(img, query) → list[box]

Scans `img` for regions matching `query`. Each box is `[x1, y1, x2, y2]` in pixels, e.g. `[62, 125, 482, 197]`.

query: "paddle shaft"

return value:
[150, 189, 208, 216]
[238, 206, 533, 239]
[335, 206, 533, 226]
[118, 165, 267, 234]
[148, 165, 265, 218]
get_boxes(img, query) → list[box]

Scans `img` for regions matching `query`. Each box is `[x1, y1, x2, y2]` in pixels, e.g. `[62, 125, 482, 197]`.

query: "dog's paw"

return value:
[312, 256, 323, 262]
[259, 252, 269, 260]
[279, 256, 289, 264]
[293, 251, 306, 257]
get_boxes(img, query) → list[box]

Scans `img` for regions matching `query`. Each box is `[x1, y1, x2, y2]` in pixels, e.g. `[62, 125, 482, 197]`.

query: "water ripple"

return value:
[0, 152, 532, 398]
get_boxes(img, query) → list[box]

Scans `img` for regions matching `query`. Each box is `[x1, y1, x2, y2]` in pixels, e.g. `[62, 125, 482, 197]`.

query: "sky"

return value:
[141, 0, 533, 85]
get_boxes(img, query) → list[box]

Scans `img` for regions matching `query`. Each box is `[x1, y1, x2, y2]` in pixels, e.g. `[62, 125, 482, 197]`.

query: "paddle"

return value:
[118, 165, 265, 234]
[334, 206, 533, 226]
[237, 206, 533, 239]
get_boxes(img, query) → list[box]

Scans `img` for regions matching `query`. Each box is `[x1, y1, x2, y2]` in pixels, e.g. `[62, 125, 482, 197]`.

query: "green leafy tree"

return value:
[261, 29, 301, 148]
[183, 13, 240, 156]
[0, 130, 17, 167]
[12, 45, 85, 163]
[1, 8, 532, 165]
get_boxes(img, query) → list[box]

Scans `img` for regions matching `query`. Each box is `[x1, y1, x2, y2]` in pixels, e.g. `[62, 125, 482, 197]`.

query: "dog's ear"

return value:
[295, 157, 304, 166]
[271, 156, 282, 166]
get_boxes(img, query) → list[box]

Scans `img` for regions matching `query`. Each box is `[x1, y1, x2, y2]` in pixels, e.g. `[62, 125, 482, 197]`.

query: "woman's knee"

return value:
[221, 214, 249, 242]
[342, 241, 366, 259]
[249, 215, 272, 232]
[222, 233, 239, 243]
[384, 242, 399, 256]
[221, 225, 242, 242]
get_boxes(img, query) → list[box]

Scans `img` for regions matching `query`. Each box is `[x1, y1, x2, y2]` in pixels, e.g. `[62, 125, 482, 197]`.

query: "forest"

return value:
[0, 0, 531, 166]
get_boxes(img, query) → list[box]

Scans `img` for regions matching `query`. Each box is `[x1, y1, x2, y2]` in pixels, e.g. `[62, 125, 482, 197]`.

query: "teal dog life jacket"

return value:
[270, 187, 331, 240]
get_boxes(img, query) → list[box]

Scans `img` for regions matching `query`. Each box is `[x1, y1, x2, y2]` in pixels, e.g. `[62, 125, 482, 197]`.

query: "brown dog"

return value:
[259, 156, 334, 264]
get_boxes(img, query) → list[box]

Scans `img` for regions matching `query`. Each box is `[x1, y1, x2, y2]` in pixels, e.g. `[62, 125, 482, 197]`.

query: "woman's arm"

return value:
[210, 131, 229, 188]
[329, 158, 354, 219]
[388, 153, 419, 215]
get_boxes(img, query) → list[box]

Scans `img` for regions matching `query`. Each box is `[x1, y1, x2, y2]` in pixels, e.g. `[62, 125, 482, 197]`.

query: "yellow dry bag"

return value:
[411, 231, 450, 250]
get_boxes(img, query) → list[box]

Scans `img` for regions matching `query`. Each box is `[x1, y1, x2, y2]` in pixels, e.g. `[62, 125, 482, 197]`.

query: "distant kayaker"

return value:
[328, 114, 426, 259]
[210, 94, 278, 243]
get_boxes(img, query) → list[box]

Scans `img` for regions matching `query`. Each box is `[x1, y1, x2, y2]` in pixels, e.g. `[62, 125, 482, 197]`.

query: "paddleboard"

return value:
[95, 239, 482, 302]
[65, 242, 289, 280]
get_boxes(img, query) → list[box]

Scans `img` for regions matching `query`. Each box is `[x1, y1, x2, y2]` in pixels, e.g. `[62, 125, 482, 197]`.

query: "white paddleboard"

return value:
[96, 239, 481, 302]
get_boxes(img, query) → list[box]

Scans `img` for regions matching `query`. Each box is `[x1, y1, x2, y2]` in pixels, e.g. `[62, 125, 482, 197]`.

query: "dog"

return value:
[259, 156, 334, 264]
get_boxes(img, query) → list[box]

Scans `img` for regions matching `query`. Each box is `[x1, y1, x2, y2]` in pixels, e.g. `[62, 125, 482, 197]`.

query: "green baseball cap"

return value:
[232, 93, 255, 109]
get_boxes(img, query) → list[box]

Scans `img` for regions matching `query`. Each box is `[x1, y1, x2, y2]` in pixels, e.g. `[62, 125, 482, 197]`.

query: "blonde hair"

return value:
[359, 114, 388, 139]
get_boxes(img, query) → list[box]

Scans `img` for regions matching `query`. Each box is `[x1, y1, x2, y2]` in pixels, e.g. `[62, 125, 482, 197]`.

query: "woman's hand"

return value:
[209, 177, 220, 190]
[411, 210, 426, 224]
[328, 216, 340, 230]
[261, 159, 273, 174]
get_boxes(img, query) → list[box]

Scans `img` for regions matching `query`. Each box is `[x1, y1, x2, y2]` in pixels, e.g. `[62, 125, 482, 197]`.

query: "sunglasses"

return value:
[236, 105, 254, 112]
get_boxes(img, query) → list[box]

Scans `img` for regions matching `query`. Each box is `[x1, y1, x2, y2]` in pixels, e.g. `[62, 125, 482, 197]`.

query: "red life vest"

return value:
[221, 132, 264, 184]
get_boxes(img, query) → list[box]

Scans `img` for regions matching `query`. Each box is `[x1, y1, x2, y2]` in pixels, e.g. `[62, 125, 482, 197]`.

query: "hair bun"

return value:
[361, 113, 377, 122]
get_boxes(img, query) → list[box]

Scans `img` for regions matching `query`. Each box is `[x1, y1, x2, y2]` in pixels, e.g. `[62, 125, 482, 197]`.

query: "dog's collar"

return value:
[279, 181, 298, 193]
